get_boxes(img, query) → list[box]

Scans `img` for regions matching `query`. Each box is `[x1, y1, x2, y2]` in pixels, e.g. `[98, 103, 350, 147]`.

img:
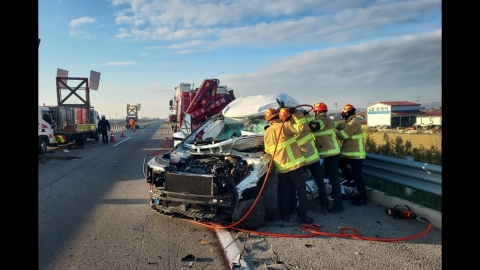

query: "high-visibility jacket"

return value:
[129, 118, 136, 127]
[313, 112, 341, 158]
[336, 115, 366, 159]
[264, 118, 305, 173]
[289, 111, 320, 165]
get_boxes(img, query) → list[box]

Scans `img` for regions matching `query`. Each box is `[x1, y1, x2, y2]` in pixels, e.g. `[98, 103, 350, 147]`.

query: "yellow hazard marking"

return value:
[54, 135, 66, 144]
[76, 124, 96, 131]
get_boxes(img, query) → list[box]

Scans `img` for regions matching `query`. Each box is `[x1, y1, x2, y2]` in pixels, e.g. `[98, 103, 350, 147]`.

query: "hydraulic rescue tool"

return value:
[385, 205, 418, 219]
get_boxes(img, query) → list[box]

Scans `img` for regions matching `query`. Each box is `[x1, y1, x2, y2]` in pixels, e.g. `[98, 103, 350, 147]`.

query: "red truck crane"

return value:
[168, 78, 235, 134]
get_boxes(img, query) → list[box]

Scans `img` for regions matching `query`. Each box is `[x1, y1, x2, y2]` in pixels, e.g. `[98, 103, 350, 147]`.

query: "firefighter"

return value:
[279, 107, 330, 214]
[336, 104, 368, 206]
[312, 102, 343, 213]
[263, 108, 314, 224]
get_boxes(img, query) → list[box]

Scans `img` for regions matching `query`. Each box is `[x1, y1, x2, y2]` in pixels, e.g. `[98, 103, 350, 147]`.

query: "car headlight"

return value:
[147, 158, 166, 173]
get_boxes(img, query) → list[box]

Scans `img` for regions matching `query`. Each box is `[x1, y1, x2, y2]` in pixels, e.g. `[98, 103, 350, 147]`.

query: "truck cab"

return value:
[91, 110, 100, 126]
[38, 106, 54, 154]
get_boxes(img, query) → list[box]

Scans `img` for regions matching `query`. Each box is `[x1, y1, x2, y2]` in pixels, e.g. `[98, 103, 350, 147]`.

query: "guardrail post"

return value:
[404, 156, 415, 195]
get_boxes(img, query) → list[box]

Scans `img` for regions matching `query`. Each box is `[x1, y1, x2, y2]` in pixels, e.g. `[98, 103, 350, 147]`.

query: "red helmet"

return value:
[278, 108, 291, 122]
[264, 108, 279, 121]
[313, 102, 328, 113]
[340, 104, 356, 119]
[341, 104, 355, 114]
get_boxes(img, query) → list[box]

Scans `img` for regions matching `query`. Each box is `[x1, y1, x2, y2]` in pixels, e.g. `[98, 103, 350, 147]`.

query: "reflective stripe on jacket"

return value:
[335, 115, 366, 159]
[290, 111, 320, 165]
[264, 119, 305, 173]
[313, 112, 341, 158]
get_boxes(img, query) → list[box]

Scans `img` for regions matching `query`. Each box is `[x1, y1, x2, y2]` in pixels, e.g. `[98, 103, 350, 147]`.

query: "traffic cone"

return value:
[120, 128, 125, 137]
[110, 130, 116, 142]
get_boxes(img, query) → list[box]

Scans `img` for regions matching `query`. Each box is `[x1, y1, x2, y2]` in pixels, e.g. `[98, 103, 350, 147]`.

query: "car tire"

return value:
[261, 170, 281, 221]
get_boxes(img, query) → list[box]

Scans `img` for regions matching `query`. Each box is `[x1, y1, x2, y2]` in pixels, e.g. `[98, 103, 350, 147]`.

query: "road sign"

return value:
[90, 70, 101, 90]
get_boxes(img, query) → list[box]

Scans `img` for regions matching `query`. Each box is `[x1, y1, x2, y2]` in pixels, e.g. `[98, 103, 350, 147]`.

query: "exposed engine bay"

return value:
[146, 151, 275, 225]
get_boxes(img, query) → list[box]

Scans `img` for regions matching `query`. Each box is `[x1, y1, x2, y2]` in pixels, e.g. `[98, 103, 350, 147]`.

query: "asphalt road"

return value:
[38, 122, 229, 270]
[38, 121, 442, 270]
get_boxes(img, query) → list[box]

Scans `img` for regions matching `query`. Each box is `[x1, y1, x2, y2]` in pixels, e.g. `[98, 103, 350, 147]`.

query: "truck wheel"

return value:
[95, 130, 100, 141]
[135, 125, 139, 129]
[76, 133, 85, 146]
[39, 137, 48, 155]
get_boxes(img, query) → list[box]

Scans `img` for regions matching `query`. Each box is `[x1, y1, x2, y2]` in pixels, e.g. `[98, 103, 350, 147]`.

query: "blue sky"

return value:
[39, 0, 442, 119]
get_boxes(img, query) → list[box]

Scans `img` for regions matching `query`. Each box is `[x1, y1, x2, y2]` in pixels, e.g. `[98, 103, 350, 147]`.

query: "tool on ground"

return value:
[385, 205, 418, 219]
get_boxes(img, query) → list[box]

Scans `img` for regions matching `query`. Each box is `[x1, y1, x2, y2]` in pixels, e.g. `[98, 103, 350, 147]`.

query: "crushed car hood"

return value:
[221, 93, 301, 124]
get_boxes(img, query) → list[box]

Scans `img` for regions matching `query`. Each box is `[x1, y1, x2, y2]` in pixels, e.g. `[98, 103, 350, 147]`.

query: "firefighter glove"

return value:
[308, 120, 321, 132]
[288, 107, 296, 114]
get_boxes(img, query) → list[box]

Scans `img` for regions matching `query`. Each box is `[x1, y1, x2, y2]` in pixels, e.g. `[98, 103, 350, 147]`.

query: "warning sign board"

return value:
[90, 70, 101, 90]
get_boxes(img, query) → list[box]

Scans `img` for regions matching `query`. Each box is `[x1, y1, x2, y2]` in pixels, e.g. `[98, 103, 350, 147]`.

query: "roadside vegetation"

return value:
[354, 127, 442, 212]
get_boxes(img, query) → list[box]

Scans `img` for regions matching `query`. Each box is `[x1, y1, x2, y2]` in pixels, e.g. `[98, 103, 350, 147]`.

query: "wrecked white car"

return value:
[145, 93, 320, 229]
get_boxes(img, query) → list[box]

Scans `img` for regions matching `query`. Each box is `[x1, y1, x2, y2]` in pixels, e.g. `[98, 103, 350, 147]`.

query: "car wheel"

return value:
[261, 171, 281, 221]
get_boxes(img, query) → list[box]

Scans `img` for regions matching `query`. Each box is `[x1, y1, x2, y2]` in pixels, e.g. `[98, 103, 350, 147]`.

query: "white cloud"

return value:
[175, 49, 195, 55]
[69, 17, 96, 28]
[109, 0, 441, 53]
[115, 32, 131, 39]
[140, 53, 150, 56]
[218, 30, 441, 109]
[104, 62, 138, 66]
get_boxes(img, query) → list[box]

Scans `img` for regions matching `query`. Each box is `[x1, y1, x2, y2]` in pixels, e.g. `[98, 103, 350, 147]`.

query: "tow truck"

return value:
[167, 79, 236, 135]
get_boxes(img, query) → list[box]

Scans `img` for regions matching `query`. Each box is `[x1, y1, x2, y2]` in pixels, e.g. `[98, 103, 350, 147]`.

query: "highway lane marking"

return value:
[113, 137, 131, 146]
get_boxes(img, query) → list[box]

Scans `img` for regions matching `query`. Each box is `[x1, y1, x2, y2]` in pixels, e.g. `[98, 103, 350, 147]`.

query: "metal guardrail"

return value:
[363, 153, 442, 196]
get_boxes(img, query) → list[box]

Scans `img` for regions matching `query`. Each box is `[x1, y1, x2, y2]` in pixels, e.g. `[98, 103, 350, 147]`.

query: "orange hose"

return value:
[187, 112, 432, 242]
[190, 121, 287, 230]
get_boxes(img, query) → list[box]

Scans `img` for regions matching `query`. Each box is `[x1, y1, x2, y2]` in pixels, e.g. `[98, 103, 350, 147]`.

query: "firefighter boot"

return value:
[350, 199, 367, 206]
[295, 212, 314, 224]
[315, 179, 329, 214]
[328, 180, 344, 214]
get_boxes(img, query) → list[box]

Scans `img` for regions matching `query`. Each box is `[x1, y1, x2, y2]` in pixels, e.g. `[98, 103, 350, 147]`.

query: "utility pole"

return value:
[335, 102, 338, 116]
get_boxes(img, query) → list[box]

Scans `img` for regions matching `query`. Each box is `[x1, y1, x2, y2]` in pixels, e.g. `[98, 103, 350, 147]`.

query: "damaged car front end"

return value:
[145, 93, 320, 228]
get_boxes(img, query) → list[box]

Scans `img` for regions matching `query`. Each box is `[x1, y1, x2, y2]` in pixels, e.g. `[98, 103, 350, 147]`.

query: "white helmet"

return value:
[101, 114, 105, 118]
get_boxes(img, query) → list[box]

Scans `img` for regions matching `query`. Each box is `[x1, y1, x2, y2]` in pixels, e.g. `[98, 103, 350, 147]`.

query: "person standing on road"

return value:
[98, 115, 111, 145]
[281, 107, 330, 214]
[263, 108, 314, 224]
[335, 104, 368, 206]
[312, 102, 344, 213]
